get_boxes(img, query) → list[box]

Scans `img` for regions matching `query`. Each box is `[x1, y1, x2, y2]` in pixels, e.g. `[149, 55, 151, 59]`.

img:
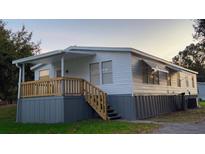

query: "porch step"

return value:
[107, 105, 121, 120]
[108, 111, 118, 117]
[107, 108, 114, 113]
[108, 115, 121, 120]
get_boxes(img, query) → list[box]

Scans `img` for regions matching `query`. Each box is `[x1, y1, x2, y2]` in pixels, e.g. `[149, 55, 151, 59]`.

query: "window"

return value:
[167, 73, 171, 86]
[192, 76, 195, 88]
[142, 63, 149, 83]
[39, 69, 49, 80]
[186, 76, 189, 87]
[90, 63, 100, 85]
[153, 71, 159, 84]
[177, 73, 181, 87]
[102, 61, 113, 84]
[142, 63, 159, 84]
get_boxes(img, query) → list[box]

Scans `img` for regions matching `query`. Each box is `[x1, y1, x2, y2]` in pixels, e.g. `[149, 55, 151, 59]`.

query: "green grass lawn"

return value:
[149, 102, 205, 123]
[0, 104, 159, 134]
[199, 101, 205, 107]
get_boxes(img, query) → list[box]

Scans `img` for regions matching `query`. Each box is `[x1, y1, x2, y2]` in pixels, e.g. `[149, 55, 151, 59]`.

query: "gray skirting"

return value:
[17, 96, 64, 123]
[108, 94, 197, 120]
[108, 95, 136, 120]
[17, 94, 197, 123]
[64, 96, 95, 122]
[17, 96, 95, 123]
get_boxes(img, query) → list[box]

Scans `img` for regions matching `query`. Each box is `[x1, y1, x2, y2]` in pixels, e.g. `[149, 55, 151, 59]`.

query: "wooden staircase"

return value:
[82, 79, 121, 120]
[82, 80, 108, 120]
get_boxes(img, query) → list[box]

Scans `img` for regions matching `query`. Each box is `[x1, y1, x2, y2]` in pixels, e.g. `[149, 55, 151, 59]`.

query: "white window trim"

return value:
[101, 60, 113, 85]
[89, 60, 113, 85]
[89, 62, 100, 85]
[39, 69, 50, 80]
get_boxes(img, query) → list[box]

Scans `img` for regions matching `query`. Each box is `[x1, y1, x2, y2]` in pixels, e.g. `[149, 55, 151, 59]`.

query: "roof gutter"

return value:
[16, 63, 22, 99]
[12, 50, 65, 64]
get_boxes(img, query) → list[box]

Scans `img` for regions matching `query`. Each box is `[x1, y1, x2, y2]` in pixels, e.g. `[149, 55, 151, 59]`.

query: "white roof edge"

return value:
[12, 45, 198, 74]
[71, 46, 198, 74]
[66, 46, 133, 52]
[12, 50, 64, 64]
[131, 48, 198, 74]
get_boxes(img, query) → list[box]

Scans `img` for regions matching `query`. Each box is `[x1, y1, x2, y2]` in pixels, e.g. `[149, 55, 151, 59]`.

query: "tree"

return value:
[0, 20, 40, 103]
[173, 42, 205, 81]
[172, 19, 205, 82]
[193, 19, 205, 42]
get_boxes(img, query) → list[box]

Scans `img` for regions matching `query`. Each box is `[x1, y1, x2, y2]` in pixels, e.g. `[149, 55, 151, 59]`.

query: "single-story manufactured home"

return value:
[12, 46, 198, 123]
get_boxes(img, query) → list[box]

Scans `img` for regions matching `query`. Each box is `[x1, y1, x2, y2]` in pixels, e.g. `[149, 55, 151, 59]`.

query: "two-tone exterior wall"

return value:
[131, 53, 198, 96]
[33, 51, 198, 96]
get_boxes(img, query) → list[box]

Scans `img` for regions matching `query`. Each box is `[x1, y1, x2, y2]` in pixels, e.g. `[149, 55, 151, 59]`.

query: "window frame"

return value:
[167, 72, 172, 86]
[89, 62, 100, 85]
[186, 76, 189, 87]
[177, 73, 181, 87]
[142, 63, 149, 83]
[192, 76, 195, 88]
[142, 63, 159, 85]
[39, 69, 50, 80]
[101, 60, 113, 84]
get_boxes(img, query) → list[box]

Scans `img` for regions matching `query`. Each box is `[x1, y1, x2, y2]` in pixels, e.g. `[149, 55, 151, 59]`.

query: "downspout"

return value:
[16, 63, 22, 99]
[61, 55, 65, 95]
[16, 63, 22, 123]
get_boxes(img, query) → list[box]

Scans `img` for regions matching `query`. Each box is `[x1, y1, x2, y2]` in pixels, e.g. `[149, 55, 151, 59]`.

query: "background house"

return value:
[198, 82, 205, 100]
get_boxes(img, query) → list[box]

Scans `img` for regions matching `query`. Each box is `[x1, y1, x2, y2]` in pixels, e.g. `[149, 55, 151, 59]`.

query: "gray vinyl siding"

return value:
[34, 51, 133, 95]
[131, 53, 198, 95]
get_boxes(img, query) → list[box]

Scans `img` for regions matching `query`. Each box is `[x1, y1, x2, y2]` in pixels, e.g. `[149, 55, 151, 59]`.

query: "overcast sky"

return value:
[4, 19, 196, 60]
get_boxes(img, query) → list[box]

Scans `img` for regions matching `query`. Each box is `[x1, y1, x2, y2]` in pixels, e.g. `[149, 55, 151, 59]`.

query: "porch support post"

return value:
[22, 63, 25, 82]
[61, 56, 65, 95]
[61, 56, 64, 77]
[16, 64, 22, 99]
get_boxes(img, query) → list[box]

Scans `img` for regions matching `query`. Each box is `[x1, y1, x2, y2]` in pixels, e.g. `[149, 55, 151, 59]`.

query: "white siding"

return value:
[91, 52, 132, 94]
[34, 51, 133, 95]
[131, 53, 198, 95]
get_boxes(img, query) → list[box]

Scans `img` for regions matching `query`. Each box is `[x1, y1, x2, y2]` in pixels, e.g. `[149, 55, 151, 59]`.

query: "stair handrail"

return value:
[82, 79, 108, 120]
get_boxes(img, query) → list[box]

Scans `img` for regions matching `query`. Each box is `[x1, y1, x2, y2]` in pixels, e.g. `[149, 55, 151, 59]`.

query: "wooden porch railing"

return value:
[20, 77, 107, 120]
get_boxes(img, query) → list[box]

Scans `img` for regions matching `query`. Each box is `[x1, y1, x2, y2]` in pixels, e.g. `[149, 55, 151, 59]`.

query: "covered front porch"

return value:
[20, 77, 108, 120]
[13, 49, 109, 121]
